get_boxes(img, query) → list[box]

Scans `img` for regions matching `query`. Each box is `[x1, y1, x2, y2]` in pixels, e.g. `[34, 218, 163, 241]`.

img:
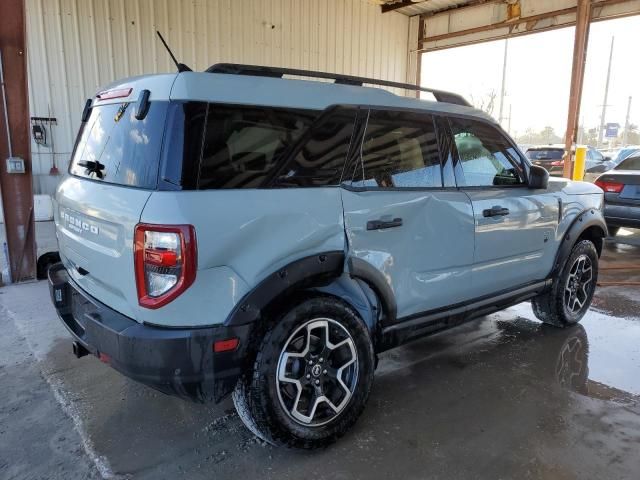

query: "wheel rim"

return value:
[564, 254, 594, 315]
[276, 318, 359, 427]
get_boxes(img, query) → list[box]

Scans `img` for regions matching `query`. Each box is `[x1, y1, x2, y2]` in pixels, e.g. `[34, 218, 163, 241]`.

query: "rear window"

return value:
[162, 102, 320, 190]
[526, 149, 564, 161]
[70, 101, 168, 188]
[615, 156, 640, 171]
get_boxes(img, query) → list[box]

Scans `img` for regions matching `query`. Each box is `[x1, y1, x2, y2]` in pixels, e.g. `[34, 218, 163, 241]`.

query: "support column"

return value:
[562, 0, 591, 179]
[0, 0, 35, 283]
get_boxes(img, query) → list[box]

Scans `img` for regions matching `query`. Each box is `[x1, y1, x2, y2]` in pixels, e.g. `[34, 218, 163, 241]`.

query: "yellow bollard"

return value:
[573, 145, 587, 181]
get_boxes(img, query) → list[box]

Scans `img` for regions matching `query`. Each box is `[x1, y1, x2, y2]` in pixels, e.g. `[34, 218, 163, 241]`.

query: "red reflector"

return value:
[96, 87, 132, 101]
[595, 180, 624, 193]
[214, 338, 239, 353]
[145, 249, 178, 267]
[98, 352, 111, 364]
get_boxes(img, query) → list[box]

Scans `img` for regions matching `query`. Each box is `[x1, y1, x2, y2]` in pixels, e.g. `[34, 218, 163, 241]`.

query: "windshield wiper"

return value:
[78, 160, 105, 179]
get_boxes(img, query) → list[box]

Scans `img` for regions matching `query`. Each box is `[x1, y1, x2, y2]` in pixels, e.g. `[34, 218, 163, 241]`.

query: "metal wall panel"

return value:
[25, 0, 410, 195]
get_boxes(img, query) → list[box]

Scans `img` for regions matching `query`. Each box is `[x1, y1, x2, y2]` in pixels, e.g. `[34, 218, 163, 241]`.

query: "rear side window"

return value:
[351, 110, 442, 188]
[197, 105, 317, 189]
[616, 156, 640, 170]
[526, 149, 564, 161]
[273, 108, 356, 187]
[449, 117, 524, 187]
[70, 101, 168, 188]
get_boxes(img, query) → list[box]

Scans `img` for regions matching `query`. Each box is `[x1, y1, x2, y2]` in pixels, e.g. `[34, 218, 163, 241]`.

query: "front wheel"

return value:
[233, 297, 375, 449]
[532, 240, 599, 327]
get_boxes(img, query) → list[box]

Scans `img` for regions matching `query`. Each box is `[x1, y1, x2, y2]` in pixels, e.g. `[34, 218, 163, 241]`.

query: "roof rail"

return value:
[205, 63, 471, 107]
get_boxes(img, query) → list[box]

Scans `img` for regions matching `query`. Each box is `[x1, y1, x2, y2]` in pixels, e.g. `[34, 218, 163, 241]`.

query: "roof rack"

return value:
[205, 63, 471, 107]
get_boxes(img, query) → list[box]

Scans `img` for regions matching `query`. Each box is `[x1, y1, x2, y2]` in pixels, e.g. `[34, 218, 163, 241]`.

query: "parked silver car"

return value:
[49, 64, 606, 448]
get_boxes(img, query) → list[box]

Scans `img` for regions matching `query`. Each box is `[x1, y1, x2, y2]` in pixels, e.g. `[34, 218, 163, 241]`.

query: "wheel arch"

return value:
[551, 208, 606, 278]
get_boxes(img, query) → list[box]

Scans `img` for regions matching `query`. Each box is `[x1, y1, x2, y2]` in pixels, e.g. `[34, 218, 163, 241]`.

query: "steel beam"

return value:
[0, 0, 35, 283]
[562, 0, 591, 178]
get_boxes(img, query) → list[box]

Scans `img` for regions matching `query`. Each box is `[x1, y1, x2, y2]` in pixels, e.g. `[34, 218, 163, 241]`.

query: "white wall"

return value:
[25, 0, 410, 195]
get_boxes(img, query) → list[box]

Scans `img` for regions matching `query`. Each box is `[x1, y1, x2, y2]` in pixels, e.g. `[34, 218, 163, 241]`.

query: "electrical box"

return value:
[6, 156, 25, 174]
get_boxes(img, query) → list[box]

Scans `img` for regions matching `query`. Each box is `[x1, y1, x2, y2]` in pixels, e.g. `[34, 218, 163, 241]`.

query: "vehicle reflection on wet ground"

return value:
[1, 232, 640, 479]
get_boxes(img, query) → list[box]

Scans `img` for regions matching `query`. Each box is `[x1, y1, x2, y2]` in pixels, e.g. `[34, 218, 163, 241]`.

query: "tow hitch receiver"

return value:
[72, 341, 89, 358]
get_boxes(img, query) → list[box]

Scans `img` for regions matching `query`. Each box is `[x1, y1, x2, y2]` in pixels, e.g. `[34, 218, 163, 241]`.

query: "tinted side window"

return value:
[198, 105, 317, 189]
[352, 110, 442, 188]
[273, 108, 356, 187]
[449, 117, 524, 187]
[70, 101, 168, 188]
[160, 101, 207, 190]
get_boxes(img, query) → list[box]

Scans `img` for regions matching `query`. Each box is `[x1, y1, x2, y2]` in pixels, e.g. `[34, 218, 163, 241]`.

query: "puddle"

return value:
[505, 302, 640, 399]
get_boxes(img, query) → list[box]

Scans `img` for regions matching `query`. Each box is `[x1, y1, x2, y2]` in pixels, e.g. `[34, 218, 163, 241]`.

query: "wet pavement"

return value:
[1, 232, 640, 479]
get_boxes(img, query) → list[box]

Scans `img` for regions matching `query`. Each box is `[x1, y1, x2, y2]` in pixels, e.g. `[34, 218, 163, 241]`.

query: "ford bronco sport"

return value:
[49, 64, 606, 449]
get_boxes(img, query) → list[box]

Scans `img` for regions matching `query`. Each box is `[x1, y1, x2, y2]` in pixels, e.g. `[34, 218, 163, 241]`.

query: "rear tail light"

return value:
[594, 179, 624, 193]
[134, 224, 197, 309]
[550, 160, 564, 167]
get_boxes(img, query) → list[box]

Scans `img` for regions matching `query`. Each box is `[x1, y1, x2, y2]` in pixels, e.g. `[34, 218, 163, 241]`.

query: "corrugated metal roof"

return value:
[384, 0, 479, 17]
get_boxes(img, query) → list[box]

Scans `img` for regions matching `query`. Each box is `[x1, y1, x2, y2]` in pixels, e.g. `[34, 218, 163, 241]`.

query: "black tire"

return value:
[532, 240, 598, 327]
[607, 226, 620, 237]
[232, 296, 375, 449]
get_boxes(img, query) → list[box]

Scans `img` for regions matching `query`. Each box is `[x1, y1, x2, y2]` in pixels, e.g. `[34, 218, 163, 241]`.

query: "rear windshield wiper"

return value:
[78, 160, 105, 179]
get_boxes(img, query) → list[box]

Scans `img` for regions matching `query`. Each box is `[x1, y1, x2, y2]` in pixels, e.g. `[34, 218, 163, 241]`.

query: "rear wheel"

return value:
[233, 297, 375, 449]
[532, 240, 598, 327]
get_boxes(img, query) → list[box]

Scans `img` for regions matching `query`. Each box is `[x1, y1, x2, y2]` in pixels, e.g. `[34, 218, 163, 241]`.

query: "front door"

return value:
[341, 109, 476, 321]
[447, 116, 559, 298]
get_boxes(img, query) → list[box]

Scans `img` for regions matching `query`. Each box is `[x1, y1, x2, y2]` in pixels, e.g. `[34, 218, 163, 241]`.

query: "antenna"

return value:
[156, 31, 192, 73]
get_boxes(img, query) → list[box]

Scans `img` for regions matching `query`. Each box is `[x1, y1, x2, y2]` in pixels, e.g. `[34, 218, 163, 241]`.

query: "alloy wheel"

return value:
[564, 254, 594, 315]
[276, 318, 359, 427]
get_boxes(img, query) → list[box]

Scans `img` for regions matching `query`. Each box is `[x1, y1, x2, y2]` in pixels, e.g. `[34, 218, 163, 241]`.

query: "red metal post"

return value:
[0, 0, 36, 282]
[562, 0, 592, 178]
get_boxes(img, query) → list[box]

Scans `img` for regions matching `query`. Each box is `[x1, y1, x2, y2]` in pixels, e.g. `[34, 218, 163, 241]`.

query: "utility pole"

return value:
[623, 96, 632, 146]
[507, 104, 512, 134]
[598, 36, 614, 147]
[498, 38, 509, 125]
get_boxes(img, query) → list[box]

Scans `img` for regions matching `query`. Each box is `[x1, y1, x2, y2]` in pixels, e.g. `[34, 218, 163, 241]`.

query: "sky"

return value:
[420, 15, 640, 139]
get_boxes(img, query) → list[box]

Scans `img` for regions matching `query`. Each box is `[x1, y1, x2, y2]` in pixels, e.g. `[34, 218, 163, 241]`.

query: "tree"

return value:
[470, 89, 497, 116]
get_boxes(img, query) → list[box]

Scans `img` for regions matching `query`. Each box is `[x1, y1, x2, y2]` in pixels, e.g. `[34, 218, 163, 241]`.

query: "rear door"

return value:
[447, 116, 559, 297]
[55, 99, 169, 319]
[341, 109, 475, 321]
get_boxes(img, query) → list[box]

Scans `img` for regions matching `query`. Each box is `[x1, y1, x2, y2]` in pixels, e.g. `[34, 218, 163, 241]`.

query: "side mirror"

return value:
[528, 165, 549, 189]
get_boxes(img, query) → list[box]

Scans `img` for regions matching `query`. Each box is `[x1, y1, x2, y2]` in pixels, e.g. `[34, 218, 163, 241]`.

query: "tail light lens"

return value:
[134, 224, 197, 309]
[550, 160, 564, 167]
[595, 179, 624, 193]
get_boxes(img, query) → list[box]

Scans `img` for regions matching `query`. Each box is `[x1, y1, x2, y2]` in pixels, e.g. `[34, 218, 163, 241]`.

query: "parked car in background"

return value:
[595, 155, 640, 236]
[525, 145, 611, 178]
[610, 146, 640, 168]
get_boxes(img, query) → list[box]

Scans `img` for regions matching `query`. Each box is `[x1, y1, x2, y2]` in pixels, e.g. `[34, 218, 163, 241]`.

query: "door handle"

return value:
[367, 217, 403, 230]
[482, 206, 510, 218]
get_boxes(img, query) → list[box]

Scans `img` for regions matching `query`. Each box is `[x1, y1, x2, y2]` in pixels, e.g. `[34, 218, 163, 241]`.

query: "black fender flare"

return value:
[551, 208, 607, 277]
[225, 251, 345, 326]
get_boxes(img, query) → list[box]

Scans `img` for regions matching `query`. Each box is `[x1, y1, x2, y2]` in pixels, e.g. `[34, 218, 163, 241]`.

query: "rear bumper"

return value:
[48, 263, 253, 403]
[604, 204, 640, 229]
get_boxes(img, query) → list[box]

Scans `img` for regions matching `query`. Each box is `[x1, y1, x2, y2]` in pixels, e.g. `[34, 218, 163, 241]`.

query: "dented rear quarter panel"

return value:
[138, 188, 345, 327]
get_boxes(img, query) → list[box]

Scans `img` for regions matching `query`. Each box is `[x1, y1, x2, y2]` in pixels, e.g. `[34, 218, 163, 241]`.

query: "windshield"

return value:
[70, 101, 168, 188]
[525, 149, 564, 161]
[615, 156, 640, 171]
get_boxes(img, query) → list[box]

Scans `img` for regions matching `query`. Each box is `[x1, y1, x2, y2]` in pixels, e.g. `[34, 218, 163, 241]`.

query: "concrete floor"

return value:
[1, 233, 640, 479]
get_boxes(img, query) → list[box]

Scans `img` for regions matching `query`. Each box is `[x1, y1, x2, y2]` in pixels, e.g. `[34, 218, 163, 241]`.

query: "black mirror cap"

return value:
[135, 89, 151, 120]
[528, 165, 549, 189]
